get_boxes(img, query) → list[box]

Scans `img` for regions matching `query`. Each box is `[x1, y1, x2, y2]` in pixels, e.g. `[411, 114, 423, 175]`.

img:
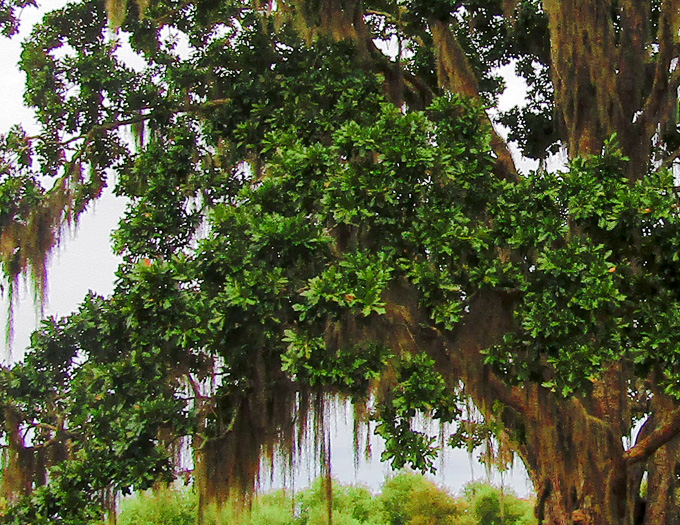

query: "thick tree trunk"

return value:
[543, 0, 624, 157]
[510, 387, 630, 525]
[513, 393, 680, 525]
[542, 0, 680, 179]
[378, 283, 680, 524]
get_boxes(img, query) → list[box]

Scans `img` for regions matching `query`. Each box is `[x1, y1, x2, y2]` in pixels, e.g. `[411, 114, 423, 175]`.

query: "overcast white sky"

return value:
[0, 1, 533, 496]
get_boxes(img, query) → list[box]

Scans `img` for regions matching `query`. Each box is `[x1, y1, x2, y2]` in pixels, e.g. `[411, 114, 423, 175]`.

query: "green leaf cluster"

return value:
[375, 354, 460, 474]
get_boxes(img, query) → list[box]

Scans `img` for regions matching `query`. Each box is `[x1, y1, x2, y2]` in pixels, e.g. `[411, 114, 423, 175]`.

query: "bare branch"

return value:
[364, 9, 395, 21]
[185, 373, 209, 400]
[623, 406, 680, 465]
[25, 98, 233, 152]
[24, 421, 60, 435]
[657, 143, 680, 173]
[148, 0, 194, 25]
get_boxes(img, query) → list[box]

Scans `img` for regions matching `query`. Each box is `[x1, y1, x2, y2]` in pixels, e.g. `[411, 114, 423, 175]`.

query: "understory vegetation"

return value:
[117, 473, 536, 525]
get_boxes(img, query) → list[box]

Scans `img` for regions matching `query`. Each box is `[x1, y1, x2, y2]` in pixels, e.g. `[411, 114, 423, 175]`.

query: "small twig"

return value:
[185, 372, 208, 399]
[657, 143, 680, 173]
[364, 9, 397, 22]
[148, 0, 194, 26]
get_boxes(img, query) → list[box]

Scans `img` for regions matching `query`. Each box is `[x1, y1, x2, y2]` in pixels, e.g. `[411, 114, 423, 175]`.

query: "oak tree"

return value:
[1, 0, 680, 524]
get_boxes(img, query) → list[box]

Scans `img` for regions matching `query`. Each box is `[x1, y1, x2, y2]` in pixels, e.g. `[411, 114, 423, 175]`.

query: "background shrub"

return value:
[116, 474, 536, 525]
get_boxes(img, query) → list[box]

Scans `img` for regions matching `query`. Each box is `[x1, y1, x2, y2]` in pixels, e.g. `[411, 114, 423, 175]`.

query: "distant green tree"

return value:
[117, 477, 536, 525]
[118, 485, 297, 525]
[296, 478, 382, 525]
[378, 473, 464, 525]
[118, 487, 196, 525]
[461, 482, 535, 525]
[218, 489, 296, 525]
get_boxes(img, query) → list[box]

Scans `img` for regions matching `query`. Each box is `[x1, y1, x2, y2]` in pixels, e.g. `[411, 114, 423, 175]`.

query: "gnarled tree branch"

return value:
[624, 406, 680, 465]
[429, 19, 518, 182]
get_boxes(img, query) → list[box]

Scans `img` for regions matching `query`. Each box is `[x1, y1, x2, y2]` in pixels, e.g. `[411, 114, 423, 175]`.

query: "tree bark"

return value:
[377, 282, 680, 524]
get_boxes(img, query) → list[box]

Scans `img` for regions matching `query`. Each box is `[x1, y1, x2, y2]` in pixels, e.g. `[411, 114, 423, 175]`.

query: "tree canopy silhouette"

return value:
[1, 0, 680, 523]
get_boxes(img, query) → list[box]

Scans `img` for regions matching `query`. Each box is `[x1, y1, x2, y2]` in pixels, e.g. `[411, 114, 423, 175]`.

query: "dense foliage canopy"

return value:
[1, 0, 680, 524]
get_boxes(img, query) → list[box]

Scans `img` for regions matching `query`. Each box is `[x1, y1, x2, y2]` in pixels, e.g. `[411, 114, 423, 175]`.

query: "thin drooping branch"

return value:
[0, 96, 234, 318]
